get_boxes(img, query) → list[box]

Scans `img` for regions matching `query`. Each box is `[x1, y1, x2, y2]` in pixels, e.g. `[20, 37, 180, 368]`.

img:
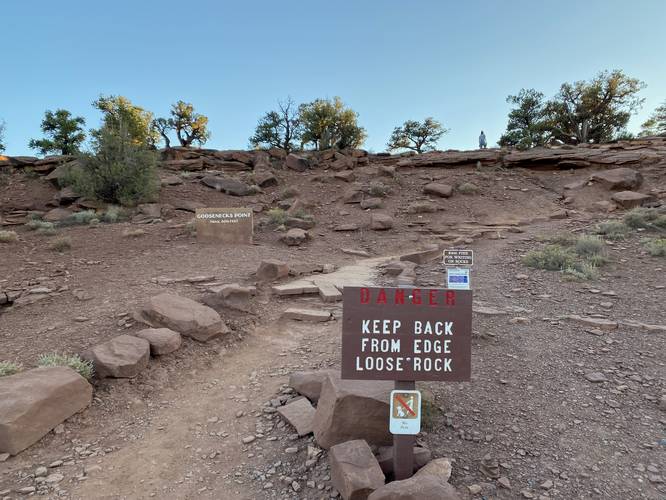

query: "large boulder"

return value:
[610, 191, 654, 209]
[286, 154, 310, 172]
[134, 328, 182, 356]
[276, 397, 316, 436]
[313, 374, 393, 449]
[43, 208, 72, 223]
[590, 168, 643, 190]
[424, 183, 453, 198]
[330, 440, 385, 500]
[135, 293, 227, 342]
[289, 370, 337, 403]
[256, 260, 289, 282]
[281, 228, 309, 246]
[0, 367, 92, 455]
[201, 175, 256, 196]
[83, 335, 150, 378]
[368, 458, 460, 500]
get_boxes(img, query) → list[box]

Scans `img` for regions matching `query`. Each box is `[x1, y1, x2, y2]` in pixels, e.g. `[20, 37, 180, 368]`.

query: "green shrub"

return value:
[0, 230, 18, 243]
[547, 232, 576, 246]
[564, 261, 600, 281]
[523, 245, 575, 271]
[61, 210, 97, 226]
[574, 235, 605, 258]
[594, 220, 629, 240]
[26, 219, 54, 231]
[457, 182, 479, 194]
[623, 207, 666, 231]
[72, 124, 159, 206]
[49, 236, 72, 252]
[267, 208, 288, 226]
[645, 238, 666, 257]
[37, 353, 93, 380]
[0, 361, 22, 377]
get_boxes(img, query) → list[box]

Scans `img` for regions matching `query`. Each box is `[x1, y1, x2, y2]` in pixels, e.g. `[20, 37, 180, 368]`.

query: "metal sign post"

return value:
[392, 380, 416, 480]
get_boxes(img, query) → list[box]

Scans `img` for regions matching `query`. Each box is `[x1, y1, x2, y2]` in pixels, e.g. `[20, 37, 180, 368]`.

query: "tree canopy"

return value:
[498, 89, 549, 149]
[640, 100, 666, 136]
[151, 101, 210, 148]
[250, 97, 301, 152]
[386, 117, 447, 153]
[545, 70, 644, 144]
[93, 95, 157, 146]
[298, 97, 366, 150]
[28, 109, 86, 155]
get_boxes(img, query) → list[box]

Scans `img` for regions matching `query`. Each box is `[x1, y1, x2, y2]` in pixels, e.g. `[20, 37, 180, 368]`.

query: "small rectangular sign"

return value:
[447, 268, 470, 290]
[195, 208, 253, 244]
[341, 287, 472, 381]
[390, 390, 421, 435]
[443, 249, 473, 267]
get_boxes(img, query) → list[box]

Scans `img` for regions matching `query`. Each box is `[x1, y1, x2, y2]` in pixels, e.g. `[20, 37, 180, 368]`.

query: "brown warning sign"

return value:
[195, 208, 253, 244]
[341, 287, 472, 381]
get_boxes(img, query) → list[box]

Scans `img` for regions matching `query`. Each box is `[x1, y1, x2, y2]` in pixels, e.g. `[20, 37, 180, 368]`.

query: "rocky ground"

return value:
[0, 143, 665, 499]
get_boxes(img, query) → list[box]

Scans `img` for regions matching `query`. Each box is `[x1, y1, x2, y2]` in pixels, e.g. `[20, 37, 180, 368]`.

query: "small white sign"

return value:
[447, 268, 471, 290]
[390, 390, 421, 435]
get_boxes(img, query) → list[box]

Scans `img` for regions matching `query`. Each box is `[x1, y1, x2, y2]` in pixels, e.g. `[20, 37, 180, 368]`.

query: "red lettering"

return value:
[394, 289, 405, 304]
[412, 289, 422, 305]
[429, 289, 437, 306]
[445, 290, 456, 305]
[360, 288, 370, 304]
[377, 288, 387, 304]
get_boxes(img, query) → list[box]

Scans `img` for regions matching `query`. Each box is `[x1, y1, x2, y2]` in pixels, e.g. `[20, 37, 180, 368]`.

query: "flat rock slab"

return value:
[203, 283, 255, 312]
[590, 168, 643, 190]
[424, 182, 453, 198]
[136, 293, 226, 342]
[84, 335, 150, 378]
[317, 281, 343, 303]
[282, 308, 332, 322]
[0, 367, 92, 455]
[134, 328, 182, 356]
[277, 398, 316, 436]
[399, 245, 441, 264]
[330, 439, 385, 500]
[272, 282, 320, 296]
[565, 315, 618, 331]
[610, 191, 654, 208]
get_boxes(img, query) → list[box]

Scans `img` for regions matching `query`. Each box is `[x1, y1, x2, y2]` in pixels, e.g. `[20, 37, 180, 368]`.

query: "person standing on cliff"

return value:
[479, 131, 487, 149]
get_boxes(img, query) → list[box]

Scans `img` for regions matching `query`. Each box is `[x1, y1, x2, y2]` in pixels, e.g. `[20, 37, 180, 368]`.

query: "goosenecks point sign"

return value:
[341, 286, 472, 382]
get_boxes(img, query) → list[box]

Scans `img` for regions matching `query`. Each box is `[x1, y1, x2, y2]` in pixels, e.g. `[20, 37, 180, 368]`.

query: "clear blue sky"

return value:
[2, 0, 665, 155]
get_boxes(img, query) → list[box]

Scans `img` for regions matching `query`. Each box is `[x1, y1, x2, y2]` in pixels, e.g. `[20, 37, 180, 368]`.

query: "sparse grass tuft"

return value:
[645, 238, 666, 257]
[594, 220, 629, 240]
[367, 182, 391, 198]
[547, 232, 577, 246]
[185, 218, 196, 236]
[49, 236, 72, 252]
[100, 205, 129, 223]
[523, 245, 575, 271]
[60, 210, 97, 226]
[0, 230, 18, 243]
[267, 208, 289, 226]
[26, 219, 55, 232]
[38, 353, 94, 380]
[122, 228, 146, 238]
[524, 235, 607, 281]
[623, 207, 666, 231]
[574, 235, 605, 258]
[457, 182, 479, 194]
[0, 361, 22, 377]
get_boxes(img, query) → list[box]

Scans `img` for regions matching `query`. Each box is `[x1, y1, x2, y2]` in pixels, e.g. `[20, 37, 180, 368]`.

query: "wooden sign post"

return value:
[341, 286, 473, 480]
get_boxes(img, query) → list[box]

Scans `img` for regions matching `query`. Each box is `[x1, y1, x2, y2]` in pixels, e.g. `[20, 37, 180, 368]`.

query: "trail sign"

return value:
[447, 268, 471, 290]
[390, 390, 421, 435]
[195, 208, 253, 244]
[341, 286, 473, 382]
[443, 249, 473, 267]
